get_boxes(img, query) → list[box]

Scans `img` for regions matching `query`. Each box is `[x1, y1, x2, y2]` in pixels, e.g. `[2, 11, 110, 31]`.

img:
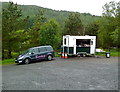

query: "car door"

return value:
[37, 47, 47, 60]
[29, 48, 39, 61]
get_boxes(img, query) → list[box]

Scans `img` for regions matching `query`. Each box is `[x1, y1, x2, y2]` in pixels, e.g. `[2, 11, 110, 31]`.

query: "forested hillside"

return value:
[2, 1, 120, 59]
[2, 2, 101, 27]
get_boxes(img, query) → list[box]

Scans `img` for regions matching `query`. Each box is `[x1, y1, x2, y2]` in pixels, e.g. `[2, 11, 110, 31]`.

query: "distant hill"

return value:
[2, 2, 101, 28]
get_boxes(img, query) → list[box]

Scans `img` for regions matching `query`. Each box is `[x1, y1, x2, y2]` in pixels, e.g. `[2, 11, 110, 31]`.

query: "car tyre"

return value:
[24, 58, 30, 64]
[47, 55, 52, 61]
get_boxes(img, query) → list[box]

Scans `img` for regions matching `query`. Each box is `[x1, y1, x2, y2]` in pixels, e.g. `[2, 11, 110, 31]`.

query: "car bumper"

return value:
[15, 59, 23, 63]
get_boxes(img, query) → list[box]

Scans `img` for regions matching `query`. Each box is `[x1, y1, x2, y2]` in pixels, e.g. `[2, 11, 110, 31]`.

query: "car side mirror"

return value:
[31, 52, 34, 54]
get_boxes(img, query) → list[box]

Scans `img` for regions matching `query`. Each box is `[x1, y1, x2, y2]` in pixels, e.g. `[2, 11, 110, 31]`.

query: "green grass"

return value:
[0, 59, 15, 65]
[95, 49, 120, 57]
[55, 52, 61, 57]
[1, 53, 60, 65]
[1, 49, 119, 65]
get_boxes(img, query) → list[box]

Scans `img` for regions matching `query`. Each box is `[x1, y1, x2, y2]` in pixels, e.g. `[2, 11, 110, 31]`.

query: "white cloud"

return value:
[2, 0, 120, 16]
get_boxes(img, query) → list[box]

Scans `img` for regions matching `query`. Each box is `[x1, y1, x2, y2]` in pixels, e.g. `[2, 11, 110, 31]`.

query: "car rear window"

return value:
[39, 47, 47, 52]
[46, 47, 53, 51]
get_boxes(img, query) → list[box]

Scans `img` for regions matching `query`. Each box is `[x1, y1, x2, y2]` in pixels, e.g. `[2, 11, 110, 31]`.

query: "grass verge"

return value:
[0, 59, 15, 65]
[95, 49, 120, 57]
[1, 53, 60, 65]
[1, 49, 119, 65]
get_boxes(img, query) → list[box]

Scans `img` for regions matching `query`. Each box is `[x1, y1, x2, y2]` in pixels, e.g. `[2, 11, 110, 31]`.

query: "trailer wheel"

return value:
[91, 54, 95, 57]
[84, 54, 87, 57]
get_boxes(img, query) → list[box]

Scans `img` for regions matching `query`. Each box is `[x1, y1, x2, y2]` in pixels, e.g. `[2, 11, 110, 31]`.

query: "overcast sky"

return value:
[2, 0, 119, 16]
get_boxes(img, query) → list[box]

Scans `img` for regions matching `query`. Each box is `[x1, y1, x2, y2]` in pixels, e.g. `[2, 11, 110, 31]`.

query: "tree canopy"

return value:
[98, 1, 120, 48]
[2, 2, 29, 58]
[2, 1, 119, 59]
[64, 12, 83, 35]
[40, 19, 61, 50]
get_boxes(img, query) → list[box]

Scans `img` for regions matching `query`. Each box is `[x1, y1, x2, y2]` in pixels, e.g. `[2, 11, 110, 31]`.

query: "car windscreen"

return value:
[22, 49, 30, 55]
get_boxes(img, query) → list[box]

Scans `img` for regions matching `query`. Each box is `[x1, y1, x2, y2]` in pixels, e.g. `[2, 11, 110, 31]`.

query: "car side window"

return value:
[39, 47, 46, 53]
[31, 48, 39, 54]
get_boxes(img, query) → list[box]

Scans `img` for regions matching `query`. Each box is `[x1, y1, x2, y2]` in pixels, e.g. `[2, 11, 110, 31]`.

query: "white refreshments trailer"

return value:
[62, 35, 96, 56]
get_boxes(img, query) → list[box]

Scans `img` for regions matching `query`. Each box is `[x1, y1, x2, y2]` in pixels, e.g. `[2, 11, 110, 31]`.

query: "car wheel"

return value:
[47, 55, 52, 61]
[24, 58, 30, 64]
[80, 54, 83, 57]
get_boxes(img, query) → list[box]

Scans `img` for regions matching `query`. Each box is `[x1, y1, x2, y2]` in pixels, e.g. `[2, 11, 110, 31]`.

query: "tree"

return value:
[85, 22, 99, 47]
[64, 12, 83, 35]
[2, 2, 29, 59]
[97, 1, 120, 48]
[28, 9, 47, 47]
[39, 19, 61, 50]
[102, 1, 119, 17]
[97, 18, 113, 48]
[110, 29, 119, 47]
[85, 22, 99, 36]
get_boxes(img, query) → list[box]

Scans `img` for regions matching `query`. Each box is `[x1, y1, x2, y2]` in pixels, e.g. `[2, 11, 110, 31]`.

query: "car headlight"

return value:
[18, 56, 24, 59]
